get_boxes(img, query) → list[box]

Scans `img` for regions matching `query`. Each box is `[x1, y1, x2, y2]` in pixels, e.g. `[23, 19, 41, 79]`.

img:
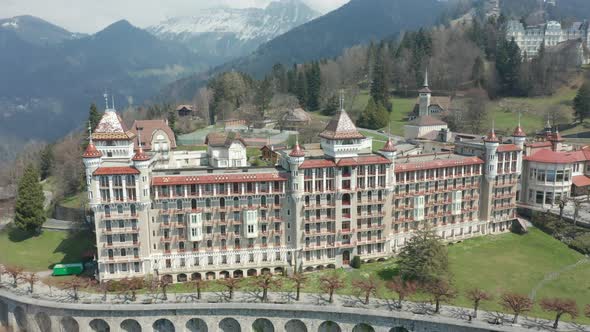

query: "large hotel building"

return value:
[83, 105, 524, 282]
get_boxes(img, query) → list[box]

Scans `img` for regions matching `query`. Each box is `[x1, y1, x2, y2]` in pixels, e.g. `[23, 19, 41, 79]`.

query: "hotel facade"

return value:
[83, 105, 524, 282]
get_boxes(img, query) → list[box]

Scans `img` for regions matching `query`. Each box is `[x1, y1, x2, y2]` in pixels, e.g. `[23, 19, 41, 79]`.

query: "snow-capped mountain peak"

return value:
[147, 0, 319, 62]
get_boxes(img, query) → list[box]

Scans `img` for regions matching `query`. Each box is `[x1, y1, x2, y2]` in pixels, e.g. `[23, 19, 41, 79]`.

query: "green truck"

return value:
[52, 263, 84, 276]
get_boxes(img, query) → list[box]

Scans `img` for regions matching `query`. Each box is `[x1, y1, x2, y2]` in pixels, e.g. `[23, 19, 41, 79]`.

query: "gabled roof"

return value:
[319, 109, 365, 140]
[205, 132, 247, 148]
[130, 120, 177, 151]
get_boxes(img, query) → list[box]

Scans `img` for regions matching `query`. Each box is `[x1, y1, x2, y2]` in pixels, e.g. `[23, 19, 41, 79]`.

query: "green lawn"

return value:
[59, 191, 87, 209]
[0, 225, 95, 271]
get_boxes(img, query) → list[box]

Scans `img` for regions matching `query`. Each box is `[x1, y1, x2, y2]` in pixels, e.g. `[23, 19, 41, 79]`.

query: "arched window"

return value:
[179, 242, 185, 250]
[130, 204, 136, 216]
[327, 194, 332, 204]
[205, 198, 211, 207]
[207, 240, 212, 248]
[162, 201, 168, 211]
[368, 191, 373, 201]
[275, 236, 280, 245]
[234, 238, 240, 248]
[274, 195, 280, 205]
[233, 197, 240, 208]
[220, 197, 226, 208]
[221, 239, 227, 248]
[262, 237, 267, 246]
[117, 205, 123, 214]
[105, 205, 111, 216]
[176, 200, 183, 210]
[121, 248, 126, 257]
[261, 196, 266, 207]
[305, 196, 310, 206]
[191, 199, 197, 210]
[316, 195, 321, 205]
[248, 196, 253, 207]
[378, 190, 383, 201]
[108, 249, 113, 259]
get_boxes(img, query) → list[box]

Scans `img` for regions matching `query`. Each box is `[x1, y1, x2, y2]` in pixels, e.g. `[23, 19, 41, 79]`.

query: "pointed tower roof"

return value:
[380, 137, 397, 152]
[82, 141, 102, 158]
[92, 108, 135, 141]
[132, 130, 151, 161]
[289, 140, 305, 157]
[83, 123, 102, 158]
[484, 123, 499, 142]
[513, 114, 526, 137]
[551, 128, 564, 142]
[418, 69, 431, 93]
[319, 109, 365, 140]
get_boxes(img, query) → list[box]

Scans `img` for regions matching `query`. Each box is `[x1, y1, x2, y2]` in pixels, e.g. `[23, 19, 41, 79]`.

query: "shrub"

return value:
[351, 255, 361, 269]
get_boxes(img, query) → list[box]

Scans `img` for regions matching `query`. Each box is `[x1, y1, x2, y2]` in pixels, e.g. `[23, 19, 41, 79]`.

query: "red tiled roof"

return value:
[484, 129, 499, 142]
[497, 144, 521, 152]
[132, 147, 151, 161]
[572, 175, 590, 187]
[205, 132, 247, 147]
[93, 167, 140, 176]
[524, 149, 590, 164]
[513, 125, 526, 137]
[526, 141, 552, 148]
[380, 138, 396, 152]
[336, 155, 392, 167]
[82, 142, 102, 158]
[408, 115, 447, 127]
[299, 159, 337, 169]
[130, 120, 177, 151]
[395, 157, 484, 173]
[152, 173, 288, 186]
[289, 142, 305, 157]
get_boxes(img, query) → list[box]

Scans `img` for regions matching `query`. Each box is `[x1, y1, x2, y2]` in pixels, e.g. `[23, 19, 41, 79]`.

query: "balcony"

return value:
[103, 241, 140, 248]
[103, 227, 139, 235]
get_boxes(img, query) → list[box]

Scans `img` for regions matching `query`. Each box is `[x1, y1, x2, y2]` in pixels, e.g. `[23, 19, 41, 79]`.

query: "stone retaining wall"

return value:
[52, 204, 86, 223]
[0, 289, 530, 332]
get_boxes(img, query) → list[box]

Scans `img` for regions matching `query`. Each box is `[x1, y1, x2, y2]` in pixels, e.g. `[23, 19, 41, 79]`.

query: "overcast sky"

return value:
[1, 0, 349, 33]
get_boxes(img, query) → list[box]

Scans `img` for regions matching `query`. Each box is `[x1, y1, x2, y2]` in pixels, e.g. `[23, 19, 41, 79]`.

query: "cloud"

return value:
[0, 0, 349, 33]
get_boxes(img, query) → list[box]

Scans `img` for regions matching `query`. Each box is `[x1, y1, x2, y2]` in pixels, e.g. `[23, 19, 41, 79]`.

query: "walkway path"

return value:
[530, 257, 590, 300]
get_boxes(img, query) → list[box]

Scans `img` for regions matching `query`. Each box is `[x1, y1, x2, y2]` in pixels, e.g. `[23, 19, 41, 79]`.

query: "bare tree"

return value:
[220, 277, 240, 300]
[60, 276, 88, 302]
[352, 277, 379, 305]
[424, 279, 457, 314]
[5, 265, 23, 287]
[463, 88, 490, 135]
[94, 280, 113, 301]
[320, 273, 344, 304]
[252, 273, 282, 303]
[290, 273, 307, 301]
[121, 277, 144, 302]
[159, 278, 172, 301]
[466, 288, 492, 318]
[386, 276, 418, 309]
[572, 199, 582, 226]
[540, 297, 578, 329]
[20, 272, 39, 294]
[500, 293, 533, 324]
[188, 278, 207, 300]
[555, 196, 569, 220]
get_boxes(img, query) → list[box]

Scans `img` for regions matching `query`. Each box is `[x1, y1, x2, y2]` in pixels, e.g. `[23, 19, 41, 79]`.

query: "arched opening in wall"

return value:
[247, 269, 257, 277]
[352, 323, 374, 332]
[316, 265, 325, 271]
[261, 267, 271, 275]
[177, 273, 188, 282]
[61, 316, 80, 332]
[205, 272, 216, 280]
[0, 300, 7, 328]
[377, 258, 386, 262]
[220, 271, 230, 279]
[285, 319, 308, 332]
[342, 250, 351, 265]
[326, 264, 336, 269]
[153, 318, 175, 332]
[186, 318, 208, 332]
[191, 199, 197, 210]
[366, 259, 375, 264]
[318, 321, 341, 332]
[389, 328, 409, 332]
[219, 318, 241, 332]
[304, 266, 314, 272]
[274, 267, 283, 275]
[252, 318, 274, 332]
[120, 319, 142, 332]
[35, 312, 52, 331]
[342, 193, 351, 205]
[90, 318, 111, 332]
[162, 275, 173, 283]
[233, 270, 243, 278]
[191, 272, 202, 280]
[13, 306, 28, 331]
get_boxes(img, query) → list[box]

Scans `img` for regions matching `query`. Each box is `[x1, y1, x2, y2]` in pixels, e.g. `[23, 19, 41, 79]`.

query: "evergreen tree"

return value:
[255, 77, 273, 115]
[573, 82, 590, 123]
[370, 46, 390, 109]
[397, 228, 449, 283]
[357, 97, 376, 128]
[14, 165, 46, 233]
[295, 70, 308, 108]
[496, 38, 522, 96]
[39, 145, 53, 181]
[357, 98, 389, 130]
[322, 94, 340, 116]
[167, 111, 179, 138]
[286, 64, 297, 94]
[306, 62, 321, 111]
[88, 103, 101, 131]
